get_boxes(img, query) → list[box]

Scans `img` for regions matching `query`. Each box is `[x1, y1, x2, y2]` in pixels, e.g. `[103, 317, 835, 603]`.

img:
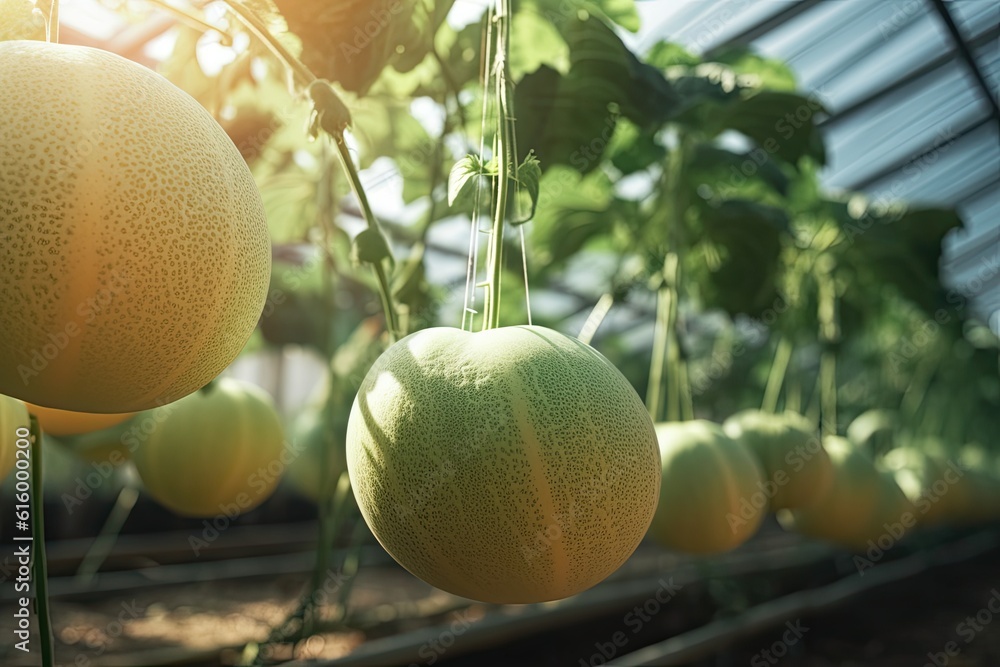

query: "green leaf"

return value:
[709, 47, 799, 91]
[685, 143, 790, 198]
[448, 154, 492, 206]
[645, 41, 701, 68]
[514, 15, 677, 171]
[351, 227, 392, 265]
[307, 79, 353, 137]
[524, 0, 640, 32]
[702, 90, 828, 168]
[512, 152, 542, 224]
[273, 0, 455, 95]
[693, 199, 790, 318]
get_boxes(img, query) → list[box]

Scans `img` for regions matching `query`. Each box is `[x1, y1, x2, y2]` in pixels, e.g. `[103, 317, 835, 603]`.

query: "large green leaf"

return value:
[273, 0, 456, 94]
[513, 15, 677, 170]
[701, 90, 828, 167]
[692, 199, 790, 317]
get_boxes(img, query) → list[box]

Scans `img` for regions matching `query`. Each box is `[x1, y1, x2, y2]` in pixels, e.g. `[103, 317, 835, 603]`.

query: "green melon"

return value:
[649, 420, 767, 554]
[723, 410, 833, 509]
[131, 378, 285, 517]
[346, 325, 660, 604]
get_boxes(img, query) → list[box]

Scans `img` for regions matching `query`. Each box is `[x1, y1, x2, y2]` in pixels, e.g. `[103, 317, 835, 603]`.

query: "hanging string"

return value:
[461, 4, 496, 332]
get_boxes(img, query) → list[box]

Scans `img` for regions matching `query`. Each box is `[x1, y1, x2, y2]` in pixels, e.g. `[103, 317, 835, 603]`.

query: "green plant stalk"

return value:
[223, 0, 400, 342]
[76, 484, 139, 583]
[761, 336, 794, 414]
[483, 2, 514, 331]
[678, 359, 694, 422]
[48, 0, 59, 43]
[221, 0, 314, 86]
[29, 415, 55, 667]
[819, 350, 837, 440]
[147, 0, 234, 45]
[645, 282, 670, 422]
[786, 365, 802, 414]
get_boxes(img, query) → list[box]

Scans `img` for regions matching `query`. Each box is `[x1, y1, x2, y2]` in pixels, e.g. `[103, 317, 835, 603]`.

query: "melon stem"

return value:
[484, 0, 513, 331]
[221, 0, 401, 343]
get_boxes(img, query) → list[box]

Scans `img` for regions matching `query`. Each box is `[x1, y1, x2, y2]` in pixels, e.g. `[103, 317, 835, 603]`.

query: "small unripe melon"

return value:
[723, 410, 833, 510]
[131, 378, 285, 517]
[346, 326, 660, 604]
[26, 402, 133, 437]
[0, 394, 30, 480]
[649, 420, 767, 554]
[0, 41, 270, 413]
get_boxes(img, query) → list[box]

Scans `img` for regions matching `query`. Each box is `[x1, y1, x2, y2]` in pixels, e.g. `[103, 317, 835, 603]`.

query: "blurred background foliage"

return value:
[120, 0, 996, 457]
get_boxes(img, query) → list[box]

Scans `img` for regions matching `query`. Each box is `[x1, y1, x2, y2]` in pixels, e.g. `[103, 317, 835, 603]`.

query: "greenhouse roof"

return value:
[636, 0, 999, 327]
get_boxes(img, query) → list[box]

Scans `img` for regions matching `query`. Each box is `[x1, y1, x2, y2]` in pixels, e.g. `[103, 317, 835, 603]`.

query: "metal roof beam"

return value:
[928, 0, 1000, 122]
[844, 115, 994, 191]
[819, 24, 1000, 129]
[704, 0, 825, 56]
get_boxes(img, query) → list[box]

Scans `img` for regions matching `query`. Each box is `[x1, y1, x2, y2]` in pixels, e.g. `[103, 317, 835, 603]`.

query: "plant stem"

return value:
[29, 415, 55, 667]
[578, 293, 614, 345]
[76, 484, 139, 583]
[646, 279, 670, 422]
[223, 0, 400, 342]
[484, 0, 513, 331]
[48, 0, 59, 43]
[761, 336, 793, 414]
[221, 0, 314, 86]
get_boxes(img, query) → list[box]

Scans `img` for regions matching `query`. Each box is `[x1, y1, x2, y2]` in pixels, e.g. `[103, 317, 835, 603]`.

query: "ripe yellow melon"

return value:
[131, 378, 286, 517]
[1, 394, 30, 480]
[723, 410, 833, 510]
[25, 402, 133, 437]
[347, 326, 660, 604]
[779, 436, 914, 550]
[0, 41, 270, 413]
[649, 420, 767, 554]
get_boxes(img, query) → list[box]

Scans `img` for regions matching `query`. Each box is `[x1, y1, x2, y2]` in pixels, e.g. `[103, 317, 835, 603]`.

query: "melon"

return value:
[131, 378, 285, 517]
[286, 407, 348, 501]
[779, 436, 913, 550]
[0, 40, 270, 413]
[649, 420, 767, 554]
[878, 447, 969, 525]
[346, 325, 660, 604]
[57, 418, 135, 464]
[26, 402, 133, 437]
[1, 394, 30, 480]
[723, 410, 833, 509]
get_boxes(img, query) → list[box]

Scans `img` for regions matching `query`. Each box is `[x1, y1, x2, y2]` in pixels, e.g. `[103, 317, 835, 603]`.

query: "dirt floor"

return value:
[2, 531, 998, 666]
